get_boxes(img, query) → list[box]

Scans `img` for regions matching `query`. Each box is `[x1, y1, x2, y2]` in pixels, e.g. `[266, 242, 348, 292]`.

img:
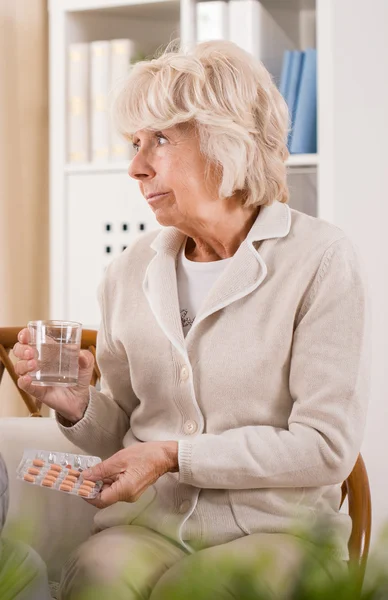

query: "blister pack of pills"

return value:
[16, 449, 103, 499]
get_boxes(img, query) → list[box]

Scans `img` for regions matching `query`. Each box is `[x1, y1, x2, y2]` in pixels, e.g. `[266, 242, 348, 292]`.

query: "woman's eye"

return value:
[131, 136, 166, 153]
[156, 135, 168, 146]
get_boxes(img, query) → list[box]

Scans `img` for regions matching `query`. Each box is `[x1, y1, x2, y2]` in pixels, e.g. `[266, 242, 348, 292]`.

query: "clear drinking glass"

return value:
[27, 320, 82, 387]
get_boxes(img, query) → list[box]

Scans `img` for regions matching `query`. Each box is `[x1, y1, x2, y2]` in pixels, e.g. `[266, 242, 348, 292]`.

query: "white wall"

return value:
[326, 0, 388, 546]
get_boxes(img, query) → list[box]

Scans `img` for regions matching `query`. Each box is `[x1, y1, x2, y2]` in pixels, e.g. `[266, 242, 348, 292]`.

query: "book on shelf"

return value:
[228, 0, 295, 83]
[196, 1, 229, 43]
[278, 50, 293, 102]
[67, 43, 89, 163]
[110, 39, 136, 162]
[90, 40, 110, 163]
[284, 50, 305, 148]
[290, 49, 317, 154]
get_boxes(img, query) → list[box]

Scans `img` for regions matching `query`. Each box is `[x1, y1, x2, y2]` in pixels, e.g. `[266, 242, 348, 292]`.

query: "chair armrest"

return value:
[0, 417, 98, 582]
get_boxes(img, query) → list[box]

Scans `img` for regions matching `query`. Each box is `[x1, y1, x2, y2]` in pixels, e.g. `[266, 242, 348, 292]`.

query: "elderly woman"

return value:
[14, 40, 369, 598]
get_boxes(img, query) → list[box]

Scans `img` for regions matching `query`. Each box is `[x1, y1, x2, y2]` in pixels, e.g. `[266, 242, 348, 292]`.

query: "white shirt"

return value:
[176, 243, 232, 336]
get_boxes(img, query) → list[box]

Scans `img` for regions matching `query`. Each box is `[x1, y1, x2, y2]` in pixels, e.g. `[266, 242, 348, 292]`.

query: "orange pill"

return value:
[77, 488, 90, 497]
[24, 474, 35, 483]
[63, 475, 77, 483]
[50, 464, 62, 472]
[59, 484, 72, 492]
[63, 480, 75, 488]
[27, 468, 40, 476]
[32, 459, 44, 467]
[67, 469, 80, 478]
[44, 474, 57, 483]
[81, 480, 96, 488]
[47, 470, 59, 478]
[42, 479, 54, 487]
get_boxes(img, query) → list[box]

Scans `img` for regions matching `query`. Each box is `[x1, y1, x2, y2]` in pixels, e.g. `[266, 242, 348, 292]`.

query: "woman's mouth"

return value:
[146, 192, 170, 204]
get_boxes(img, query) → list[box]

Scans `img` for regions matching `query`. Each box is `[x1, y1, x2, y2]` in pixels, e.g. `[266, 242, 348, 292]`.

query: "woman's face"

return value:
[128, 125, 221, 230]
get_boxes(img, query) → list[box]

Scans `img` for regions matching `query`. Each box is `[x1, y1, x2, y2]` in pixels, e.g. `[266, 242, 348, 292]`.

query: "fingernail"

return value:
[83, 469, 91, 478]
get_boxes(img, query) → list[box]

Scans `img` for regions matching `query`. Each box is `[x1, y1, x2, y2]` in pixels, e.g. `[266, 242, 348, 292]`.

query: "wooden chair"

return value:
[0, 327, 100, 417]
[340, 453, 371, 586]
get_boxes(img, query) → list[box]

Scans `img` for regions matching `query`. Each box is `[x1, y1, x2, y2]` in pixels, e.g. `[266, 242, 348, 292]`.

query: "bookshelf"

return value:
[48, 0, 326, 326]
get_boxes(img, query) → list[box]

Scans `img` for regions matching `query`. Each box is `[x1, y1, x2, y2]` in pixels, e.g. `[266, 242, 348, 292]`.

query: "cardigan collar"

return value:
[150, 200, 291, 256]
[143, 202, 291, 358]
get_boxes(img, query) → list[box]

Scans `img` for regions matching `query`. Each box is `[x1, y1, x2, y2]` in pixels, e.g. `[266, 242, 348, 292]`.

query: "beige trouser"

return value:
[58, 525, 345, 600]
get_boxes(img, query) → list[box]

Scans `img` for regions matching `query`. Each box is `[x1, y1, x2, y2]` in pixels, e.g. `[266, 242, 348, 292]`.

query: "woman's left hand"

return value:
[81, 441, 179, 509]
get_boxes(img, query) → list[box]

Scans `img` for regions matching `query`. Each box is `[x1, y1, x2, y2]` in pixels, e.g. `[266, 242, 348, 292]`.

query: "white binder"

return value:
[67, 43, 89, 163]
[110, 39, 136, 162]
[196, 1, 229, 43]
[90, 40, 110, 162]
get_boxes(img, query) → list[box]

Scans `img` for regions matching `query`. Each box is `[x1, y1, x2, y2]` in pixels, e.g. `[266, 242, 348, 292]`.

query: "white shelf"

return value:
[286, 154, 318, 167]
[49, 0, 180, 28]
[49, 0, 178, 12]
[54, 0, 314, 10]
[261, 0, 315, 8]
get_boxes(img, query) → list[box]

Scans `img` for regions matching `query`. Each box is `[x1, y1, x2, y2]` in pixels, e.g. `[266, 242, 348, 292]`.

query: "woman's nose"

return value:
[128, 151, 155, 180]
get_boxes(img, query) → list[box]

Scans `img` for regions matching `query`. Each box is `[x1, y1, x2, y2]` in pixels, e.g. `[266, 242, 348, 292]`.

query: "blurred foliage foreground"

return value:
[1, 521, 388, 600]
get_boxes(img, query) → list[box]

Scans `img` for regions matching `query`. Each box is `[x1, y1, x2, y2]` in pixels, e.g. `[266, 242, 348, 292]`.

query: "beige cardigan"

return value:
[58, 201, 370, 557]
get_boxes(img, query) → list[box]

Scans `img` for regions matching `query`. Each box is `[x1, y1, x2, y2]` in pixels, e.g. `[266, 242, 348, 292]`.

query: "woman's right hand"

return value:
[13, 328, 95, 423]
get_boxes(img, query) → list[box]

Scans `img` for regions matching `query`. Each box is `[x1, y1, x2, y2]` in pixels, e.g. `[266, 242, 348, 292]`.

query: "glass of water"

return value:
[27, 320, 82, 387]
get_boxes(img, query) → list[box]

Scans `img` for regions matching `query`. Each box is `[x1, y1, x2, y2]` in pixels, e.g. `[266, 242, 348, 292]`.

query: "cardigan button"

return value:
[180, 366, 189, 381]
[183, 420, 198, 435]
[179, 500, 191, 514]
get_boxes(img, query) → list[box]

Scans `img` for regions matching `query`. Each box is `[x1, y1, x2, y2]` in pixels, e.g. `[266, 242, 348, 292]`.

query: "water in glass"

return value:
[30, 342, 80, 386]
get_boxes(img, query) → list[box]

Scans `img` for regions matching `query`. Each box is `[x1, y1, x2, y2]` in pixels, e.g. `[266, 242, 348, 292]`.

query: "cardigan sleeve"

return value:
[178, 237, 371, 489]
[56, 275, 139, 459]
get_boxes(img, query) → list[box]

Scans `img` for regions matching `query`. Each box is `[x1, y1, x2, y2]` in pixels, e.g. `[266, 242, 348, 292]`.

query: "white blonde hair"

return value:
[112, 40, 290, 207]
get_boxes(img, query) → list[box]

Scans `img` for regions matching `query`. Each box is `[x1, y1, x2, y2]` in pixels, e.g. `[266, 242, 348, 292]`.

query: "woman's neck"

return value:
[184, 206, 260, 262]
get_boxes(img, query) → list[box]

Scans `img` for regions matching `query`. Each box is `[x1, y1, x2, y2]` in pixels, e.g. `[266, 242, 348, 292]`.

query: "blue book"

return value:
[286, 50, 305, 148]
[290, 48, 317, 154]
[278, 50, 293, 100]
